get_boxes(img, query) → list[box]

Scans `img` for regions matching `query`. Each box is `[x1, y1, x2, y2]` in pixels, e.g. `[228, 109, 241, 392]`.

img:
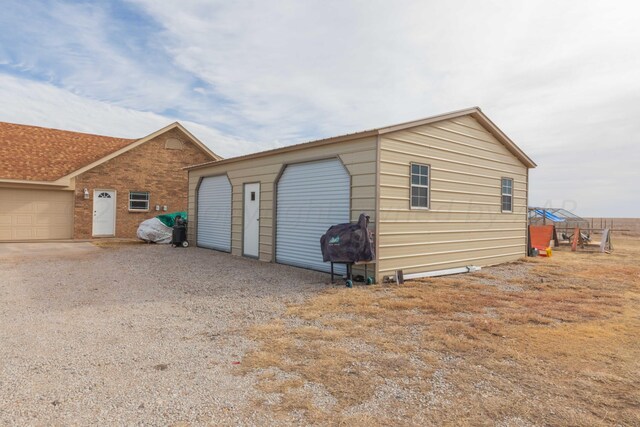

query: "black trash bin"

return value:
[171, 216, 189, 248]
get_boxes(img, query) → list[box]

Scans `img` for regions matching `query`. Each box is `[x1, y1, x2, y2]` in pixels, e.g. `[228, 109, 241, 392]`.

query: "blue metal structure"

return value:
[533, 209, 565, 222]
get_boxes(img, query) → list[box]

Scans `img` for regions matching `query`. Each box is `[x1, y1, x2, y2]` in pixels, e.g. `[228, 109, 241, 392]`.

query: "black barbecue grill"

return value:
[320, 213, 376, 287]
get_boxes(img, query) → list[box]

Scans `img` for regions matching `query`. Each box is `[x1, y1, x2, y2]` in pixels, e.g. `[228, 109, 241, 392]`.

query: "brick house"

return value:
[0, 121, 219, 240]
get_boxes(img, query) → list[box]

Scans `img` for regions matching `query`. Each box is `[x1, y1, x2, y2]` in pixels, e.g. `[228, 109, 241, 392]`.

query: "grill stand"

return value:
[330, 261, 375, 287]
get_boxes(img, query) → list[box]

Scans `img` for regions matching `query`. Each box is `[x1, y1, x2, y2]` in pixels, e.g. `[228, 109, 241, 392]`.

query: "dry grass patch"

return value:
[240, 237, 640, 425]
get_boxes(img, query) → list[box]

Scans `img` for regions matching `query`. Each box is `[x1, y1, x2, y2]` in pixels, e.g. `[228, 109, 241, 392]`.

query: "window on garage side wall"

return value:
[411, 163, 430, 209]
[129, 191, 150, 211]
[501, 178, 513, 212]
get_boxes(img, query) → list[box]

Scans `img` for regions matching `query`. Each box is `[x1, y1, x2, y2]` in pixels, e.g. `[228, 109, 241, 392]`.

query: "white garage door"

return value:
[276, 159, 350, 273]
[0, 188, 73, 241]
[197, 175, 232, 251]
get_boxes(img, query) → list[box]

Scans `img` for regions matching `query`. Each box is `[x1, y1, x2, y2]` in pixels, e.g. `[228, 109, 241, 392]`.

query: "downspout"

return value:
[374, 133, 382, 282]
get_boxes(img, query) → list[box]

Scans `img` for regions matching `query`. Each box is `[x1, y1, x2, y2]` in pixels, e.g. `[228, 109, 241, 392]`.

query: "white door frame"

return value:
[243, 182, 260, 258]
[92, 189, 116, 237]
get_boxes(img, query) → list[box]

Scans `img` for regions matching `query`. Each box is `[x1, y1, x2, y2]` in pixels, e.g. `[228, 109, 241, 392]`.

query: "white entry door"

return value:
[93, 190, 116, 236]
[243, 183, 260, 257]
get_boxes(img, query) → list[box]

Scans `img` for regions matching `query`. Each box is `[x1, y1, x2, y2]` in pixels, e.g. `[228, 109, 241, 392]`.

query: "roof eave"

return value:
[184, 129, 378, 171]
[171, 122, 223, 161]
[184, 106, 537, 172]
[0, 178, 71, 188]
[377, 107, 482, 134]
[469, 110, 537, 168]
[58, 122, 222, 181]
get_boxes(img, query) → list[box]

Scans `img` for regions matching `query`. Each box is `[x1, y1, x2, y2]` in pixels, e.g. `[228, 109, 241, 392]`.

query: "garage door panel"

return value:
[9, 203, 33, 214]
[35, 202, 51, 214]
[36, 227, 67, 239]
[0, 189, 73, 241]
[276, 159, 350, 273]
[14, 229, 34, 239]
[35, 228, 51, 239]
[35, 216, 51, 226]
[197, 176, 232, 252]
[16, 215, 34, 226]
[36, 200, 71, 214]
[36, 214, 69, 226]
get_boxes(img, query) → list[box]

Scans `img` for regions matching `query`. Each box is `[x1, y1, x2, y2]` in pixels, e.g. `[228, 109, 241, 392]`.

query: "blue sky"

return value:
[1, 0, 639, 217]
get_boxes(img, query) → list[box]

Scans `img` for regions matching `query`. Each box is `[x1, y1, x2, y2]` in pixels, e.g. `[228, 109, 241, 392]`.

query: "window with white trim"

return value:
[411, 163, 430, 209]
[501, 178, 513, 212]
[129, 191, 150, 211]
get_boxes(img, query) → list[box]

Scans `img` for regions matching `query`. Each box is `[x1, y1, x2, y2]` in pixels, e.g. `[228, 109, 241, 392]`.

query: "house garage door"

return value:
[0, 188, 73, 241]
[276, 159, 350, 273]
[197, 175, 232, 251]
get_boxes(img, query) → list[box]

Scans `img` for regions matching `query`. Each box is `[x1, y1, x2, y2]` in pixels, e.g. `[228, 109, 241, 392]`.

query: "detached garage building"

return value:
[0, 121, 218, 241]
[187, 107, 536, 280]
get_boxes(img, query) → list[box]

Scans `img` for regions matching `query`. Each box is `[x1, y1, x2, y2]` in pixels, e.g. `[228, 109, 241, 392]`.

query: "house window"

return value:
[501, 178, 513, 212]
[129, 191, 150, 211]
[411, 163, 430, 209]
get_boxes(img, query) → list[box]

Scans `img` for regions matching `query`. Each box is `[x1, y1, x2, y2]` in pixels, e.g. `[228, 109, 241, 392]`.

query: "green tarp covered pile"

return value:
[156, 211, 187, 228]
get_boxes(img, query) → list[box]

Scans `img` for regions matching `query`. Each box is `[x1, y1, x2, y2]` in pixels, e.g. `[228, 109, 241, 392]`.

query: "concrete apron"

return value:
[0, 242, 102, 261]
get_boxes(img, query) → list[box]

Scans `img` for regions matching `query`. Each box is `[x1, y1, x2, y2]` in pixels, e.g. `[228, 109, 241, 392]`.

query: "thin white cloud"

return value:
[0, 1, 196, 112]
[129, 0, 640, 216]
[1, 1, 639, 216]
[0, 74, 258, 158]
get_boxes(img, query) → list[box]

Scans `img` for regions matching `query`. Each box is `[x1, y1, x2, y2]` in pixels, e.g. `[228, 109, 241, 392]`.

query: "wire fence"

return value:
[582, 218, 640, 237]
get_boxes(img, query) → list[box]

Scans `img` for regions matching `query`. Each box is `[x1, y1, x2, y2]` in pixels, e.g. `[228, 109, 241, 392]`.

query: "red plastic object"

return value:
[529, 225, 554, 251]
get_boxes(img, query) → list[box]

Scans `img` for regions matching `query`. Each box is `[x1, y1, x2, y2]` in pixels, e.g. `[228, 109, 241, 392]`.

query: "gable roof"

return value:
[186, 107, 536, 171]
[0, 121, 221, 183]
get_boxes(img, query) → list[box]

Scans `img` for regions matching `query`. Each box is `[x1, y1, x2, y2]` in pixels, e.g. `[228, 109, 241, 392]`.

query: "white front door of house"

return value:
[93, 190, 116, 236]
[243, 183, 260, 257]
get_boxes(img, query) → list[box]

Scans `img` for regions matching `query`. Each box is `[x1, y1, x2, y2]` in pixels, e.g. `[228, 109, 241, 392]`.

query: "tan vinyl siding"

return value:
[187, 110, 532, 280]
[188, 136, 377, 262]
[378, 115, 528, 277]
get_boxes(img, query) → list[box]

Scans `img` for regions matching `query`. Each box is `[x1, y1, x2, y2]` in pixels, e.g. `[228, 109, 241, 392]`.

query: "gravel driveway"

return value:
[0, 243, 329, 426]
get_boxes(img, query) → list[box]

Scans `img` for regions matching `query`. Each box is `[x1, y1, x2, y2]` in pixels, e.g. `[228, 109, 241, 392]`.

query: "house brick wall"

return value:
[73, 129, 213, 239]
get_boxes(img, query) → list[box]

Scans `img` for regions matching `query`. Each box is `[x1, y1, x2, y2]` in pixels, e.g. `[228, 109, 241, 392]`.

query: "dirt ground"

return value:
[241, 237, 640, 426]
[1, 238, 638, 426]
